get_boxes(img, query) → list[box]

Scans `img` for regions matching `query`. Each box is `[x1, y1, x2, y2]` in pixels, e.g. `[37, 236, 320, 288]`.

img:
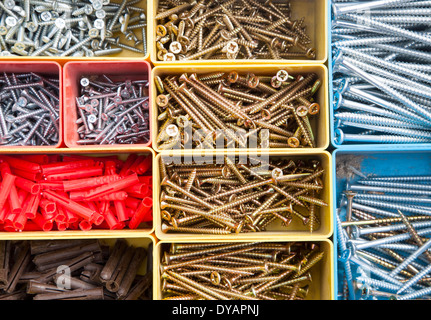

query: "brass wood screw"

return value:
[160, 241, 323, 300]
[159, 155, 327, 234]
[155, 0, 315, 61]
[156, 70, 321, 150]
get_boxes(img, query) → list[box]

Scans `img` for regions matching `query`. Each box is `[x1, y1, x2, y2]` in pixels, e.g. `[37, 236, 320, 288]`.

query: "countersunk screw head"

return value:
[5, 16, 17, 27]
[94, 19, 105, 30]
[156, 94, 169, 107]
[296, 105, 308, 117]
[164, 52, 176, 61]
[80, 78, 90, 87]
[87, 114, 97, 123]
[169, 41, 182, 54]
[55, 18, 66, 30]
[156, 25, 167, 37]
[308, 103, 320, 115]
[92, 0, 103, 11]
[4, 0, 14, 9]
[84, 4, 94, 15]
[95, 9, 105, 19]
[17, 97, 27, 108]
[276, 70, 290, 82]
[40, 11, 52, 22]
[88, 28, 99, 38]
[166, 124, 179, 137]
[25, 22, 37, 33]
[271, 76, 282, 88]
[271, 168, 283, 179]
[224, 40, 239, 54]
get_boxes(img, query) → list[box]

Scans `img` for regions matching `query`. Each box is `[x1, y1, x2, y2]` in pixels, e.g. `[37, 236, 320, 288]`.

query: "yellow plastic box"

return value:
[153, 149, 333, 241]
[102, 235, 155, 300]
[0, 147, 155, 240]
[149, 0, 328, 65]
[150, 64, 329, 153]
[153, 238, 334, 300]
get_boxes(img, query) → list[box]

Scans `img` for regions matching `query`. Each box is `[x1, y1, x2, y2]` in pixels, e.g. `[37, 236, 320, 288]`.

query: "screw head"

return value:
[80, 78, 90, 87]
[95, 9, 105, 19]
[13, 42, 26, 53]
[88, 28, 99, 38]
[84, 4, 94, 15]
[156, 24, 167, 37]
[169, 41, 182, 54]
[296, 105, 308, 117]
[94, 19, 105, 30]
[40, 11, 52, 22]
[271, 168, 283, 179]
[92, 0, 103, 11]
[288, 136, 300, 148]
[17, 97, 27, 108]
[87, 114, 97, 124]
[4, 0, 14, 9]
[113, 96, 122, 105]
[164, 52, 176, 61]
[25, 22, 38, 33]
[225, 41, 239, 54]
[308, 103, 320, 115]
[5, 16, 17, 27]
[55, 18, 66, 29]
[165, 124, 179, 137]
[276, 70, 290, 82]
[271, 76, 282, 88]
[156, 94, 169, 107]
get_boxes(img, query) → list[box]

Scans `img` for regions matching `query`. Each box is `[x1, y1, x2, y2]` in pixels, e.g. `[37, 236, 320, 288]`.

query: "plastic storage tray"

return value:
[102, 236, 155, 300]
[0, 236, 155, 299]
[63, 60, 152, 150]
[0, 147, 155, 240]
[154, 149, 333, 241]
[150, 0, 328, 65]
[0, 0, 149, 62]
[332, 147, 431, 299]
[0, 61, 63, 151]
[327, 1, 431, 151]
[151, 64, 329, 153]
[154, 238, 334, 300]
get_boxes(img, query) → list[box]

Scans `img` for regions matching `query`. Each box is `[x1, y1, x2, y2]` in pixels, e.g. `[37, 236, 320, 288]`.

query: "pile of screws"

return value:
[332, 0, 431, 145]
[156, 70, 322, 150]
[0, 72, 60, 146]
[155, 0, 315, 61]
[0, 153, 153, 232]
[0, 239, 152, 300]
[337, 171, 431, 300]
[76, 75, 150, 145]
[160, 241, 324, 300]
[0, 0, 147, 57]
[159, 155, 327, 234]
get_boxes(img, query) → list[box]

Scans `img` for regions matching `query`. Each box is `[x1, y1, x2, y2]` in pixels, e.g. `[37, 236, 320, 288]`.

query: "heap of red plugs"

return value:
[0, 153, 153, 232]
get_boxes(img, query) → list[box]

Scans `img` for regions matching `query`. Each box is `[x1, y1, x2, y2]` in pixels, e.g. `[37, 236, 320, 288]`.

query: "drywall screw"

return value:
[156, 70, 321, 151]
[0, 72, 59, 146]
[155, 0, 315, 61]
[76, 75, 149, 145]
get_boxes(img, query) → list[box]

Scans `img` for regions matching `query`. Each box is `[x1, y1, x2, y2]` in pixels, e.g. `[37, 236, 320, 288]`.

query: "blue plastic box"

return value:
[328, 0, 431, 150]
[332, 147, 431, 299]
